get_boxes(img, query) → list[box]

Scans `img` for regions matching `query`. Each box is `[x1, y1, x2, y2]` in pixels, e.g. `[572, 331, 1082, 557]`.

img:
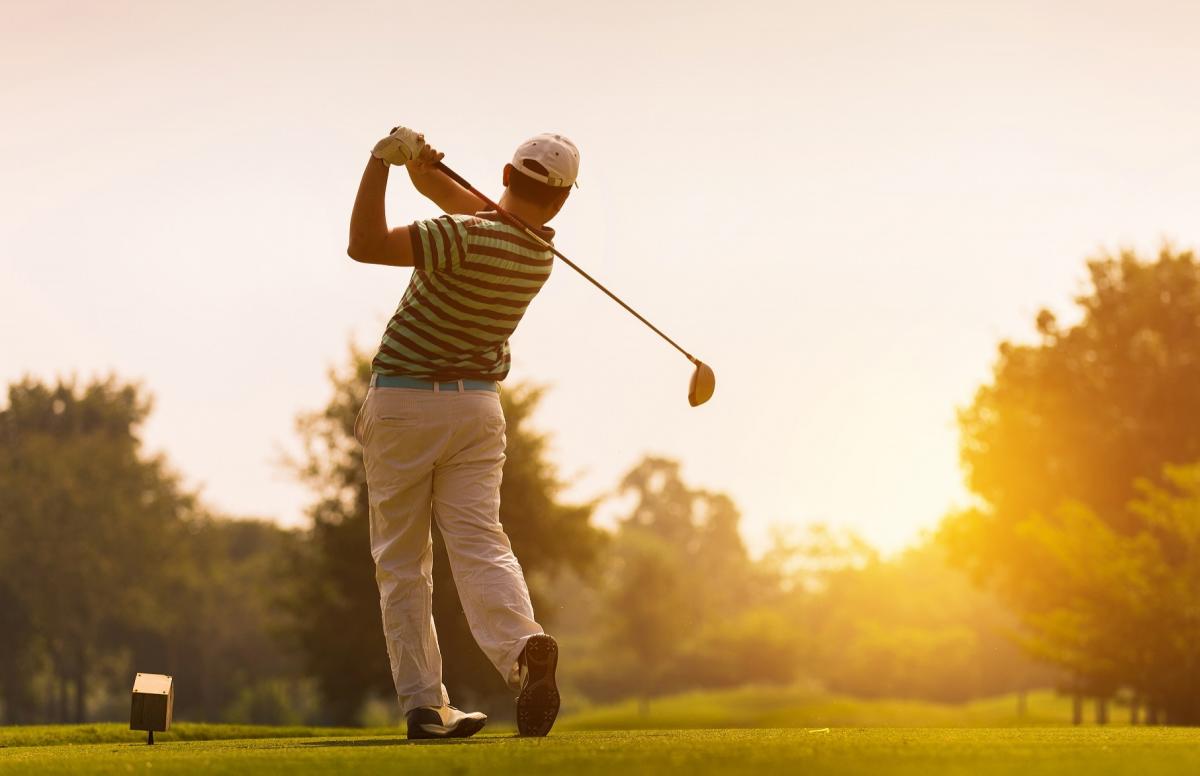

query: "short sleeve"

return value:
[409, 215, 473, 273]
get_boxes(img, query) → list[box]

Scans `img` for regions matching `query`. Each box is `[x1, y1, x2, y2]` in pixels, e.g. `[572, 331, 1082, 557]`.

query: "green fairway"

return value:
[5, 728, 1200, 775]
[559, 687, 1083, 730]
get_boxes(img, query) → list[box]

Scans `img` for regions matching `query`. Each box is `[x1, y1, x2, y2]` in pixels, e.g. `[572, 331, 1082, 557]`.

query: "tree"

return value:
[0, 580, 38, 724]
[287, 348, 603, 723]
[0, 375, 304, 725]
[149, 517, 307, 723]
[0, 376, 191, 722]
[284, 350, 383, 724]
[945, 246, 1200, 712]
[786, 530, 1048, 703]
[1004, 465, 1200, 723]
[578, 457, 790, 706]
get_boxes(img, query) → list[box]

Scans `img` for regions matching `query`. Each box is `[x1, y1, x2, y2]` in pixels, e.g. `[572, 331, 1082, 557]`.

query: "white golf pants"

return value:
[355, 384, 542, 712]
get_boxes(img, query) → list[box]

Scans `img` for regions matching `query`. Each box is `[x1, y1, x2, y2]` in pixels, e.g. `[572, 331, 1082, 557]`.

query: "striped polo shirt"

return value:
[370, 211, 555, 381]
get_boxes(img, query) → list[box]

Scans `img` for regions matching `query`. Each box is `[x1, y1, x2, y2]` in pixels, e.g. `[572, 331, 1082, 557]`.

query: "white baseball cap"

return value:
[511, 133, 580, 188]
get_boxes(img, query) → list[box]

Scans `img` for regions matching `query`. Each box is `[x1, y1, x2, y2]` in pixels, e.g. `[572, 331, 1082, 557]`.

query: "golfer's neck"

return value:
[497, 192, 548, 229]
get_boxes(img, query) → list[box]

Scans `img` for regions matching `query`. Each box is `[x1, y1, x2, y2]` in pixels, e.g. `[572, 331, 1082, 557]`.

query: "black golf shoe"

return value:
[406, 705, 487, 740]
[516, 633, 560, 736]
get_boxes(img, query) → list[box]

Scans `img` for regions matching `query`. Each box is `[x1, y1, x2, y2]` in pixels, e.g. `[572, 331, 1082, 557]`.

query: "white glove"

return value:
[372, 126, 426, 166]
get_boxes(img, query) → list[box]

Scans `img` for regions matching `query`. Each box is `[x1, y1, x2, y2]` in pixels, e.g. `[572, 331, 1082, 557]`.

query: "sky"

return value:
[3, 0, 1199, 554]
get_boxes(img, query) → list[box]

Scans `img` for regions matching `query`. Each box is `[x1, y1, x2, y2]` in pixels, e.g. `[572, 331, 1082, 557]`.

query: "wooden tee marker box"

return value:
[130, 673, 174, 744]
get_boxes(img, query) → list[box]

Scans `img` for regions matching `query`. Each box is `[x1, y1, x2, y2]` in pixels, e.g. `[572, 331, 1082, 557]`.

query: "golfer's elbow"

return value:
[346, 234, 376, 262]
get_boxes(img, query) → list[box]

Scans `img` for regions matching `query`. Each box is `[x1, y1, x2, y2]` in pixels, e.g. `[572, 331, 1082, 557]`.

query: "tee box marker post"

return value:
[130, 673, 174, 745]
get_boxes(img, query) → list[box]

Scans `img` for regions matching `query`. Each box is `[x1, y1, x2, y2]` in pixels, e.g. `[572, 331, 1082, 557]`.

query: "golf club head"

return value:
[688, 360, 716, 407]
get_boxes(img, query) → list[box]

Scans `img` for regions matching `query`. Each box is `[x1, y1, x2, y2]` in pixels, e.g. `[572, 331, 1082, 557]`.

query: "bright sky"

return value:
[3, 0, 1198, 553]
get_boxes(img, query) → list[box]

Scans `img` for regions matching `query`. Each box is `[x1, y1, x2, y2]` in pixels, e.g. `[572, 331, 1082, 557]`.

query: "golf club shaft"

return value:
[435, 161, 699, 365]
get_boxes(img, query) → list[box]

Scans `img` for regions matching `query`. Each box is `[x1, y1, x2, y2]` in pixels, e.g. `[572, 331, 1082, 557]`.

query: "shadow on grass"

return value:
[298, 736, 513, 749]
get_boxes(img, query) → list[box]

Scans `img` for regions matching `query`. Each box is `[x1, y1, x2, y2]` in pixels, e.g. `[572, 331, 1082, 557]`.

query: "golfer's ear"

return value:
[347, 225, 416, 267]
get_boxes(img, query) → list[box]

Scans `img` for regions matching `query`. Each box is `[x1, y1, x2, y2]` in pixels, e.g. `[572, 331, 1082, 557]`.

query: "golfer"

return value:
[347, 126, 577, 739]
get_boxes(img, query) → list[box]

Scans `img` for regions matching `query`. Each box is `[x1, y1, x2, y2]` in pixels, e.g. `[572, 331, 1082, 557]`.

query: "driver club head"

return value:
[688, 360, 716, 407]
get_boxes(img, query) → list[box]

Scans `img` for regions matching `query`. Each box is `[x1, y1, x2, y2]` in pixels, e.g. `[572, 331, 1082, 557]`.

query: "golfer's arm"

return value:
[347, 157, 415, 267]
[407, 166, 484, 215]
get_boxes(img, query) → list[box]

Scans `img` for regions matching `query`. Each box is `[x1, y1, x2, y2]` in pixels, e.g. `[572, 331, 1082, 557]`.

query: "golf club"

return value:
[435, 161, 716, 407]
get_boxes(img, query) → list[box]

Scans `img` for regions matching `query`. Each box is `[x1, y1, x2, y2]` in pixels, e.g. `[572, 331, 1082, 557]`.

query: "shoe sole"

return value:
[517, 634, 560, 737]
[408, 715, 488, 740]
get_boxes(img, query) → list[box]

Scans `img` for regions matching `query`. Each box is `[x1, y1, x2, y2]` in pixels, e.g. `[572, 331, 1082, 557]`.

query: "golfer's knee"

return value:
[450, 551, 525, 590]
[443, 525, 515, 561]
[375, 559, 433, 600]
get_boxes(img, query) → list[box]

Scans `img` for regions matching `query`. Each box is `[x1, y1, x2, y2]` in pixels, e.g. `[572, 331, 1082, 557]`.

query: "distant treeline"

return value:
[0, 371, 1040, 726]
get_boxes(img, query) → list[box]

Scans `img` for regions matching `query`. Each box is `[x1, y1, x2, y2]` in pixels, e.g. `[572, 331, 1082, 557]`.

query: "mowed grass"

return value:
[0, 687, 1084, 749]
[0, 691, 1171, 774]
[5, 728, 1200, 776]
[0, 723, 401, 749]
[559, 687, 1084, 730]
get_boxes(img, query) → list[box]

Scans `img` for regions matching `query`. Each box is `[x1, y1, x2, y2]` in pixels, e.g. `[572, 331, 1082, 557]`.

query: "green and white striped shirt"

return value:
[371, 212, 555, 380]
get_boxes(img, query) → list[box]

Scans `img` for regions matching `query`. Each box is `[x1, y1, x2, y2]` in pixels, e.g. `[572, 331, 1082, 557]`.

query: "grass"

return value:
[0, 722, 400, 749]
[5, 728, 1200, 775]
[558, 687, 1090, 730]
[0, 688, 1082, 749]
[0, 690, 1169, 774]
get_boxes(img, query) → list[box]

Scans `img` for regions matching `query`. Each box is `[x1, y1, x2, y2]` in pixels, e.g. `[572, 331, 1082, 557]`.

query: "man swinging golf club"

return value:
[347, 125, 575, 739]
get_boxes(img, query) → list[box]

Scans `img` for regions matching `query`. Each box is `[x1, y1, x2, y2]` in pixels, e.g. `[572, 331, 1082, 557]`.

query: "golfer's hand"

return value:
[371, 125, 427, 166]
[406, 143, 445, 174]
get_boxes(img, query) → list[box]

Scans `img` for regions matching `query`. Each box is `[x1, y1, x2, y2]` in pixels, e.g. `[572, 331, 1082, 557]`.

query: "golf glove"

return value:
[372, 126, 426, 166]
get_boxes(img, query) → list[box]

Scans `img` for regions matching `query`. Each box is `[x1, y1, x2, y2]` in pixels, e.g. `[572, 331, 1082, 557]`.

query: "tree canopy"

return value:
[945, 246, 1200, 719]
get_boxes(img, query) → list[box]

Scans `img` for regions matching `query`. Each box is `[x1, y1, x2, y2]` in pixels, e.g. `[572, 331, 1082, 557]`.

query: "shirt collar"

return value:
[476, 211, 555, 245]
